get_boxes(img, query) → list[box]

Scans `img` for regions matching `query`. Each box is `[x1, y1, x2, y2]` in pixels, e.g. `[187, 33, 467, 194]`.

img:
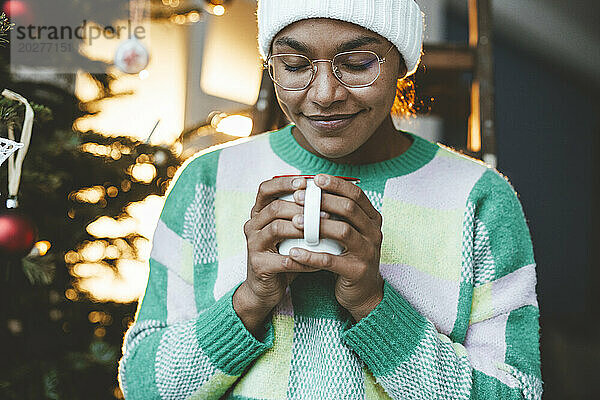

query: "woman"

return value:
[119, 1, 542, 399]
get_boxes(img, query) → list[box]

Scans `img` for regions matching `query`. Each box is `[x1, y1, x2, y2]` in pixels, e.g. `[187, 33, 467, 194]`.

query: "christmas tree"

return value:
[0, 9, 180, 399]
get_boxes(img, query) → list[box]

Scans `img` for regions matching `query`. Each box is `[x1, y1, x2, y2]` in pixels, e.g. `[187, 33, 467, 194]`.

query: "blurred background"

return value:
[0, 0, 598, 399]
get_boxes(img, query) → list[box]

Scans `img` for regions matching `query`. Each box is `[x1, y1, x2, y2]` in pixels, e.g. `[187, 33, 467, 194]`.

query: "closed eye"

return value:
[340, 59, 376, 71]
[283, 63, 311, 72]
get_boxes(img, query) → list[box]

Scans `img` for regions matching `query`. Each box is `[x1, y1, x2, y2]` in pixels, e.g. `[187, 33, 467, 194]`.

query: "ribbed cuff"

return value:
[342, 280, 429, 377]
[195, 284, 274, 376]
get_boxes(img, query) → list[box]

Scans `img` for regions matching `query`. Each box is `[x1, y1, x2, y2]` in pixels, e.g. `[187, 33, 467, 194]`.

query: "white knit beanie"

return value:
[257, 0, 424, 76]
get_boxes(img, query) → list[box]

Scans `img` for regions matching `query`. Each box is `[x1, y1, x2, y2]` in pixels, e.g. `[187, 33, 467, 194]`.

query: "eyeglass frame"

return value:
[264, 45, 395, 91]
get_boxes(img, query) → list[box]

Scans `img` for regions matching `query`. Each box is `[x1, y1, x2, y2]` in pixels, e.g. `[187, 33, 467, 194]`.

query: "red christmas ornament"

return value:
[3, 1, 35, 25]
[0, 209, 37, 257]
[3, 1, 27, 16]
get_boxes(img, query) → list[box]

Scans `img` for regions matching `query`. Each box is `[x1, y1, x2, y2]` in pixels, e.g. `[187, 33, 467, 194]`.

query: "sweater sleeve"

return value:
[342, 168, 543, 400]
[118, 152, 273, 400]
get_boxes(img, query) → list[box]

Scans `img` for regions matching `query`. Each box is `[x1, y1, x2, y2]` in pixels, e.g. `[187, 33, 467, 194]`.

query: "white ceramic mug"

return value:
[275, 175, 360, 256]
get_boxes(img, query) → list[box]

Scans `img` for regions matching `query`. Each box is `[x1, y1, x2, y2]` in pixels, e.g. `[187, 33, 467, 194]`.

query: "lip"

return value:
[304, 111, 361, 131]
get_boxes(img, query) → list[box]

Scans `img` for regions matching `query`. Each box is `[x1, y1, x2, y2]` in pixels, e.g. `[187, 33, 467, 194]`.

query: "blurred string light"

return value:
[187, 11, 201, 22]
[79, 240, 108, 263]
[211, 113, 253, 137]
[203, 0, 230, 16]
[70, 186, 105, 204]
[86, 216, 137, 238]
[170, 14, 186, 24]
[84, 195, 163, 240]
[73, 259, 149, 303]
[75, 150, 161, 185]
[80, 142, 132, 158]
[169, 10, 204, 25]
[7, 319, 23, 335]
[65, 196, 165, 303]
[69, 184, 120, 205]
[106, 186, 119, 197]
[65, 288, 78, 301]
[128, 162, 157, 183]
[32, 240, 51, 256]
[212, 5, 225, 15]
[139, 69, 150, 80]
[75, 70, 102, 103]
[88, 310, 112, 325]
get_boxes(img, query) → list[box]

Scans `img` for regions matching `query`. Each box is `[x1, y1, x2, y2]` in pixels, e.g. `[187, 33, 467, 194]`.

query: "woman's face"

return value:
[271, 18, 406, 160]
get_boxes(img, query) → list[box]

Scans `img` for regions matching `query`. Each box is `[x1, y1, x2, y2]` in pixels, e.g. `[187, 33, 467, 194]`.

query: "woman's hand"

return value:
[287, 174, 385, 322]
[235, 176, 319, 336]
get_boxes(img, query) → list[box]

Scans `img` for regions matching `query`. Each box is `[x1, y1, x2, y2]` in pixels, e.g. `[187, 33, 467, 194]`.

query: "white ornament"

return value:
[0, 138, 23, 167]
[1, 89, 34, 204]
[114, 39, 150, 74]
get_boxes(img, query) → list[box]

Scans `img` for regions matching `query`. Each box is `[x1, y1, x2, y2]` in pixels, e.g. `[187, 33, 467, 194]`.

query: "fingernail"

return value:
[292, 178, 301, 189]
[320, 211, 329, 218]
[294, 190, 305, 202]
[290, 248, 300, 257]
[293, 214, 304, 226]
[316, 175, 329, 185]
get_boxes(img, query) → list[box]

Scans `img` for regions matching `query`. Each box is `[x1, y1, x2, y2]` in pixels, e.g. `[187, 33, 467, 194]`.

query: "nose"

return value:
[306, 61, 347, 108]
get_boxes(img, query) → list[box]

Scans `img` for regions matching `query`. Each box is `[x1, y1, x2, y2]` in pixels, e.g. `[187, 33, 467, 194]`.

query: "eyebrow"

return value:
[273, 35, 382, 54]
[273, 37, 311, 53]
[336, 36, 382, 52]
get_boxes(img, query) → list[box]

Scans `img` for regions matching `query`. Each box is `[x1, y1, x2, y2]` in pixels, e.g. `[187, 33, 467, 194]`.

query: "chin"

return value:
[309, 139, 357, 160]
[291, 117, 370, 159]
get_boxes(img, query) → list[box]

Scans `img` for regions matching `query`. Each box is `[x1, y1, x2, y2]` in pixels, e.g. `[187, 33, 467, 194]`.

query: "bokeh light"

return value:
[129, 163, 157, 183]
[216, 114, 253, 137]
[66, 195, 165, 303]
[71, 186, 105, 204]
[75, 259, 149, 303]
[34, 240, 51, 256]
[139, 69, 150, 80]
[213, 5, 225, 15]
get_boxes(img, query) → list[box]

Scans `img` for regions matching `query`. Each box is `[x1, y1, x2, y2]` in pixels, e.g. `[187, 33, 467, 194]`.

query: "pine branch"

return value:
[0, 12, 13, 47]
[0, 97, 53, 127]
[21, 254, 56, 285]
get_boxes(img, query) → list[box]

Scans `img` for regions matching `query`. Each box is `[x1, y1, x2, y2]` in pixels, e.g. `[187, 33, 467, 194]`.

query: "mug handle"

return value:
[303, 180, 321, 245]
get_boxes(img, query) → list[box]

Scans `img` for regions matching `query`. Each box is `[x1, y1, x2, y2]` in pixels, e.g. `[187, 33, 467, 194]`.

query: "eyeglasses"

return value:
[265, 45, 394, 91]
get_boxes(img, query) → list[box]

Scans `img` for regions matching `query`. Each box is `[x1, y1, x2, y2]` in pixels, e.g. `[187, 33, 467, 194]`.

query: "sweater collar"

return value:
[269, 124, 438, 180]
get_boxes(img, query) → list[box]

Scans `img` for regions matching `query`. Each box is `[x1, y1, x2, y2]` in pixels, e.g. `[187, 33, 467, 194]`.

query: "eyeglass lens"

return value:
[268, 51, 381, 90]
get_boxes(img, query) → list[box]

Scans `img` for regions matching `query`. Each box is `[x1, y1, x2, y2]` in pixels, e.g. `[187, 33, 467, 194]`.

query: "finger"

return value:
[291, 190, 344, 220]
[319, 192, 372, 235]
[319, 218, 366, 252]
[291, 215, 366, 253]
[287, 248, 355, 278]
[253, 219, 304, 250]
[251, 177, 307, 217]
[245, 199, 304, 234]
[314, 174, 380, 221]
[284, 257, 321, 273]
[249, 252, 320, 275]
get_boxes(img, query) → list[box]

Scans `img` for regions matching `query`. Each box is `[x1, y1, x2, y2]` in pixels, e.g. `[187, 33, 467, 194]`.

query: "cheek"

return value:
[376, 77, 400, 109]
[275, 89, 300, 111]
[274, 90, 305, 123]
[355, 71, 399, 113]
[355, 86, 396, 120]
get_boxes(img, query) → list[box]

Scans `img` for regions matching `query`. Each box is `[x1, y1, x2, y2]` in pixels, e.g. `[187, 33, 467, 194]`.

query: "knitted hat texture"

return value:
[257, 0, 424, 76]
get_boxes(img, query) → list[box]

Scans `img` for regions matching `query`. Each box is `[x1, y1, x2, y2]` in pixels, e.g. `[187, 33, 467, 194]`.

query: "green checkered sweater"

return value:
[118, 124, 542, 399]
